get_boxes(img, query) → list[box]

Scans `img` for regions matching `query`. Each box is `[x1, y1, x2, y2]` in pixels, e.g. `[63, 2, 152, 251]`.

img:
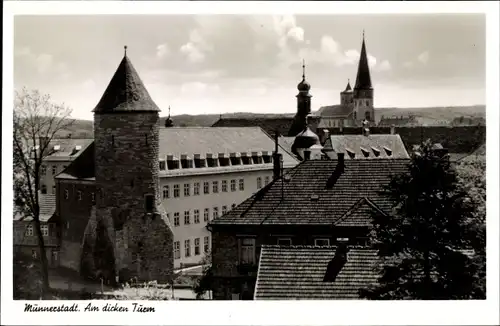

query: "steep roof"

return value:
[323, 134, 410, 160]
[42, 138, 93, 162]
[93, 54, 160, 113]
[210, 159, 410, 225]
[55, 142, 95, 180]
[342, 80, 353, 93]
[319, 105, 353, 118]
[14, 192, 56, 222]
[254, 245, 379, 300]
[354, 37, 373, 91]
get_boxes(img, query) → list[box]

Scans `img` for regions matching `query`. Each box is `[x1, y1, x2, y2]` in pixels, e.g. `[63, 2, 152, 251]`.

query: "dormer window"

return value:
[230, 153, 241, 165]
[159, 159, 166, 171]
[345, 148, 355, 159]
[383, 146, 393, 157]
[218, 154, 230, 167]
[251, 152, 262, 164]
[315, 238, 330, 247]
[371, 147, 380, 157]
[53, 145, 61, 151]
[241, 153, 252, 165]
[194, 155, 206, 168]
[181, 155, 193, 169]
[360, 147, 370, 158]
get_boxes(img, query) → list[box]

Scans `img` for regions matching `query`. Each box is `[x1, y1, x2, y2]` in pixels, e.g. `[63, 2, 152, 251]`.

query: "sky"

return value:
[14, 14, 486, 120]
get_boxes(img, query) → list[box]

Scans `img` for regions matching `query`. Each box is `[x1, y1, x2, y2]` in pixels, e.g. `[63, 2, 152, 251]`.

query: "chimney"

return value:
[272, 130, 282, 180]
[323, 244, 349, 282]
[303, 149, 311, 161]
[337, 152, 345, 167]
[390, 125, 396, 135]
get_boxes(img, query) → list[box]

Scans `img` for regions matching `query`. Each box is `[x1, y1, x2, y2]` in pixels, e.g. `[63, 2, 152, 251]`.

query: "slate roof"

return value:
[93, 54, 160, 113]
[210, 159, 410, 225]
[212, 116, 322, 138]
[254, 245, 379, 300]
[55, 142, 96, 180]
[323, 134, 410, 160]
[42, 138, 93, 161]
[158, 127, 297, 167]
[319, 104, 353, 118]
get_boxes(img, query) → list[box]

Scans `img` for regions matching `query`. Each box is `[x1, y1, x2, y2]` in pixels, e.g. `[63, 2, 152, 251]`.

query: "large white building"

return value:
[157, 127, 299, 268]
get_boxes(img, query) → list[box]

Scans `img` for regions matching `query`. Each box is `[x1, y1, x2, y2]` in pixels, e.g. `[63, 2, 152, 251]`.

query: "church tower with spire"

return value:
[288, 60, 313, 136]
[92, 46, 173, 283]
[353, 31, 375, 124]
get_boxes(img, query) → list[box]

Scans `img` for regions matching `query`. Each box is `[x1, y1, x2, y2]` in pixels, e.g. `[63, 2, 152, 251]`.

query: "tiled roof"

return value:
[14, 192, 56, 222]
[323, 134, 409, 160]
[211, 159, 410, 225]
[319, 104, 353, 118]
[254, 245, 378, 300]
[158, 127, 297, 167]
[212, 117, 294, 137]
[55, 142, 96, 180]
[93, 54, 160, 113]
[43, 138, 93, 161]
[278, 137, 296, 156]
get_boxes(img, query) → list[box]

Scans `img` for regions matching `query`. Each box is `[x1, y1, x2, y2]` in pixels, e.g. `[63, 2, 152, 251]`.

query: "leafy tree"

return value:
[13, 88, 74, 296]
[360, 140, 485, 299]
[193, 252, 213, 299]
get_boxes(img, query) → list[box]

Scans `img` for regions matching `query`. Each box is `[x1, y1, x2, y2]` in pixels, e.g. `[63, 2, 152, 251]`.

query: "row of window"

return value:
[256, 176, 270, 189]
[40, 165, 66, 176]
[162, 179, 245, 199]
[169, 204, 237, 227]
[173, 236, 210, 259]
[25, 224, 50, 237]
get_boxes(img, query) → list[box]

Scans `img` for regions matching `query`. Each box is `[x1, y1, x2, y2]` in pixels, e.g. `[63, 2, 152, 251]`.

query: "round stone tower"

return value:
[92, 46, 173, 283]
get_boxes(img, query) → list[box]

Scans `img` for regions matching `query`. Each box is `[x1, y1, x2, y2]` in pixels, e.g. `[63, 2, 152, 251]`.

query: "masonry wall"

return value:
[94, 112, 173, 282]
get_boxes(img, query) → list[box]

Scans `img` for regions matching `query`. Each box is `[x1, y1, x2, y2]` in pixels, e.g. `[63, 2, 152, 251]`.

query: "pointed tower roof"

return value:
[93, 46, 160, 113]
[342, 79, 353, 93]
[354, 32, 373, 91]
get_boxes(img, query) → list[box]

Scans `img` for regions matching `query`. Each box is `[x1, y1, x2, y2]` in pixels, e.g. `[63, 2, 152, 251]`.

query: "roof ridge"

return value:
[262, 244, 374, 249]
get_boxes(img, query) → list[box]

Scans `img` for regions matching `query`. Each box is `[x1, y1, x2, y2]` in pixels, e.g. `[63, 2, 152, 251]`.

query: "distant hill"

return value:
[63, 105, 486, 138]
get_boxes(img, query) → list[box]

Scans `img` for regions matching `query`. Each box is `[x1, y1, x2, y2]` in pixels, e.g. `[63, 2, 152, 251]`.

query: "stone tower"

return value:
[288, 60, 312, 136]
[92, 47, 173, 283]
[353, 32, 375, 124]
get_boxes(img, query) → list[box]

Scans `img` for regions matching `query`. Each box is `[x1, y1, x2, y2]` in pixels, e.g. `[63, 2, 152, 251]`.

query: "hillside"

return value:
[63, 105, 486, 138]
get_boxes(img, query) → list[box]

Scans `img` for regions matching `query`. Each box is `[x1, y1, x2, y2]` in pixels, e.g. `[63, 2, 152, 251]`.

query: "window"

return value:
[41, 165, 46, 175]
[212, 181, 219, 193]
[354, 111, 357, 120]
[204, 208, 209, 222]
[26, 225, 34, 236]
[195, 238, 200, 256]
[41, 224, 49, 236]
[163, 186, 169, 199]
[194, 182, 200, 196]
[277, 238, 292, 246]
[77, 190, 82, 201]
[173, 184, 180, 198]
[64, 189, 69, 200]
[264, 176, 270, 186]
[239, 238, 256, 264]
[222, 205, 227, 215]
[159, 160, 166, 171]
[174, 213, 180, 227]
[257, 177, 262, 189]
[91, 192, 95, 204]
[365, 111, 371, 121]
[194, 209, 200, 224]
[41, 185, 47, 194]
[184, 210, 190, 225]
[32, 250, 37, 259]
[52, 165, 57, 175]
[366, 100, 369, 106]
[204, 236, 210, 253]
[222, 180, 228, 192]
[184, 239, 191, 257]
[203, 182, 210, 194]
[239, 179, 244, 191]
[174, 241, 180, 260]
[145, 194, 154, 212]
[230, 179, 236, 192]
[184, 183, 190, 197]
[337, 237, 349, 243]
[315, 238, 330, 246]
[212, 207, 219, 220]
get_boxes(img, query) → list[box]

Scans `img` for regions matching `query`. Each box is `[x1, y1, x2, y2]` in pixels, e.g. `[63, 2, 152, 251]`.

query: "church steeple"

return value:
[354, 31, 373, 91]
[289, 60, 313, 137]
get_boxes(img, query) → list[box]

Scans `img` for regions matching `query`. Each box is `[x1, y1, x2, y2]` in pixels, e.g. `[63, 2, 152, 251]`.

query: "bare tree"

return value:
[13, 87, 75, 296]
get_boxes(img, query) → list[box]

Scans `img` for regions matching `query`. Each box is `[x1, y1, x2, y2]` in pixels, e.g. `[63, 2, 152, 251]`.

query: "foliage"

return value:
[360, 140, 485, 300]
[192, 252, 213, 299]
[111, 281, 172, 300]
[13, 87, 75, 294]
[13, 250, 44, 299]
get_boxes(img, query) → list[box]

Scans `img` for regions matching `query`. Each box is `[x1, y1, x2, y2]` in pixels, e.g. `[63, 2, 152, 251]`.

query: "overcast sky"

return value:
[14, 14, 485, 120]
